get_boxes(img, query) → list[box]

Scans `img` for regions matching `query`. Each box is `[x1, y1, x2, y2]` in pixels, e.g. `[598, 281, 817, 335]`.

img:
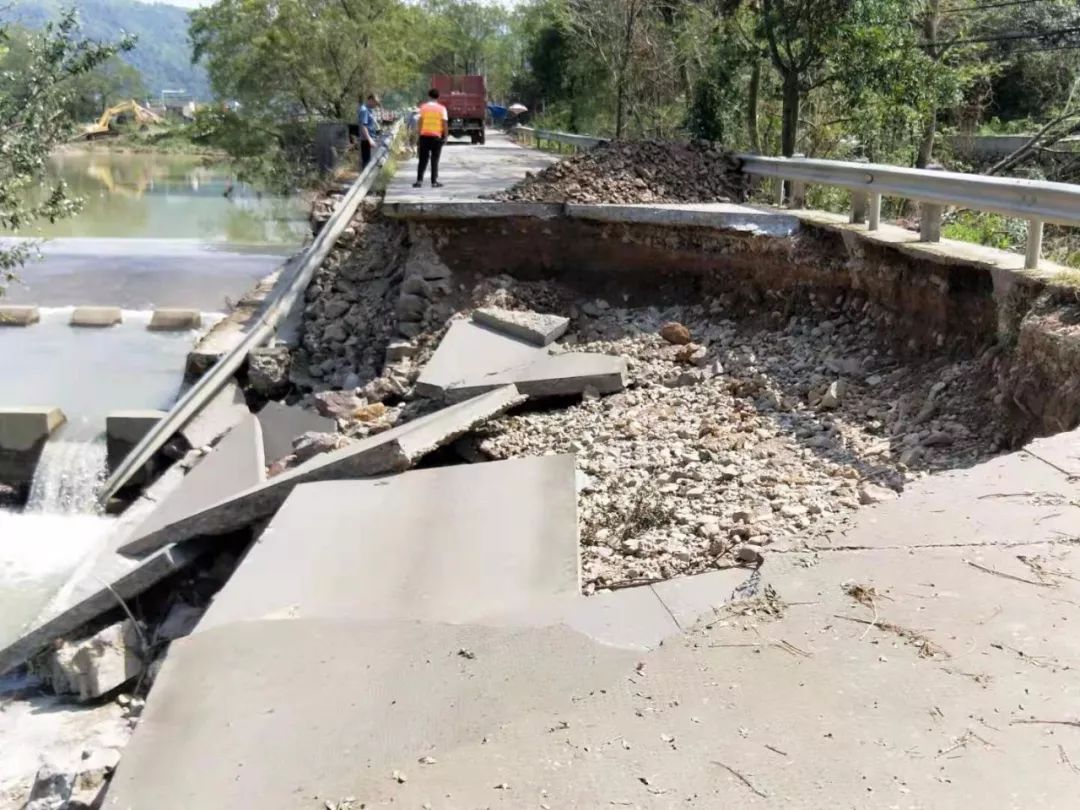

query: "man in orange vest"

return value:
[414, 87, 449, 189]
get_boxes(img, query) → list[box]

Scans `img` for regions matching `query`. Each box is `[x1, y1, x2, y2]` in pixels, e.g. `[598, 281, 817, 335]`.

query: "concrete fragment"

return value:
[385, 339, 417, 363]
[0, 540, 211, 675]
[69, 306, 122, 327]
[148, 308, 202, 331]
[25, 761, 74, 810]
[40, 620, 143, 702]
[312, 390, 365, 420]
[106, 410, 166, 475]
[118, 386, 525, 558]
[0, 304, 40, 326]
[859, 483, 899, 504]
[472, 307, 570, 346]
[256, 401, 335, 465]
[416, 320, 546, 398]
[178, 382, 249, 450]
[452, 353, 628, 399]
[127, 414, 265, 547]
[198, 455, 579, 629]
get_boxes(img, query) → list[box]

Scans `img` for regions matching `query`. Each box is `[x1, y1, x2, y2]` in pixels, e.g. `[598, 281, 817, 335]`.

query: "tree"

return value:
[758, 0, 853, 156]
[0, 11, 129, 290]
[65, 56, 147, 120]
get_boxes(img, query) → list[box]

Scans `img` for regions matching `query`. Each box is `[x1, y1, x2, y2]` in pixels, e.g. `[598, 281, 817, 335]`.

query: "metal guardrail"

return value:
[740, 154, 1080, 269]
[510, 126, 608, 152]
[509, 125, 1080, 270]
[100, 123, 401, 502]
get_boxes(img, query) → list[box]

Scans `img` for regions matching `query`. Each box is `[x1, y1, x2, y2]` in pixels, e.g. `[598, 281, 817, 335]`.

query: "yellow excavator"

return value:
[82, 99, 163, 140]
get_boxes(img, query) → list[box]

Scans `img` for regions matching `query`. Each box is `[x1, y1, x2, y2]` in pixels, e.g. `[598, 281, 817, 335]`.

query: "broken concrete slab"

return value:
[177, 382, 249, 450]
[118, 386, 525, 558]
[69, 306, 121, 328]
[105, 410, 166, 475]
[651, 568, 759, 630]
[0, 305, 40, 326]
[148, 309, 202, 331]
[105, 619, 636, 810]
[198, 455, 578, 629]
[255, 401, 336, 465]
[451, 351, 628, 399]
[127, 414, 265, 548]
[38, 619, 143, 702]
[415, 320, 546, 398]
[472, 307, 570, 346]
[1023, 427, 1080, 477]
[0, 540, 211, 675]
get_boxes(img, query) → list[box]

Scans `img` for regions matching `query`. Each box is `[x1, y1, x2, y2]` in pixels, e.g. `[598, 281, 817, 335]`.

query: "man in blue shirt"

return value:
[358, 93, 380, 170]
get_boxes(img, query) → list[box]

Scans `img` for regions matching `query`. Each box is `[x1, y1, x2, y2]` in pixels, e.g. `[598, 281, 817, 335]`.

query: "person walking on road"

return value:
[414, 88, 448, 188]
[358, 93, 380, 170]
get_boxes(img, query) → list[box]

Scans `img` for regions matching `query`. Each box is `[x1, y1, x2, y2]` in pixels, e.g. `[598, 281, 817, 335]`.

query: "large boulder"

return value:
[248, 346, 292, 399]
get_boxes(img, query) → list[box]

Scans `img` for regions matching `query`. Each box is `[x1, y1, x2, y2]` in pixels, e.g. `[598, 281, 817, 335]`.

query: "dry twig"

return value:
[964, 560, 1056, 588]
[711, 760, 767, 799]
[834, 614, 949, 658]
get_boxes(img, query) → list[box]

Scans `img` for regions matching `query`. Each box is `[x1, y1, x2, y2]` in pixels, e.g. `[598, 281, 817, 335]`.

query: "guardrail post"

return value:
[919, 163, 944, 242]
[1025, 219, 1043, 270]
[868, 193, 882, 230]
[850, 158, 869, 224]
[775, 179, 786, 207]
[789, 154, 807, 209]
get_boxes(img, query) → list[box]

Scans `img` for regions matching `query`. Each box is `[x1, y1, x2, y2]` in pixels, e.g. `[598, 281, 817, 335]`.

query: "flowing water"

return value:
[0, 149, 304, 646]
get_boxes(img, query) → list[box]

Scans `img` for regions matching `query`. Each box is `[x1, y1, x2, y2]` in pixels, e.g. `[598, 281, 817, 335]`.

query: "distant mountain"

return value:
[3, 0, 211, 99]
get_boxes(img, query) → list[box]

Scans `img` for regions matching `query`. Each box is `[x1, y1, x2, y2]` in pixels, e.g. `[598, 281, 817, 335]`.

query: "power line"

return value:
[926, 24, 1080, 47]
[941, 0, 1054, 14]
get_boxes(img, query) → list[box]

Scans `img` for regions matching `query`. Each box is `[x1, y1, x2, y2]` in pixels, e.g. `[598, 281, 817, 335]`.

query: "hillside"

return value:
[3, 0, 210, 99]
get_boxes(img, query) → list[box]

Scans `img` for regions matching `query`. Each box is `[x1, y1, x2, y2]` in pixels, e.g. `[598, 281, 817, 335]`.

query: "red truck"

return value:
[430, 74, 487, 144]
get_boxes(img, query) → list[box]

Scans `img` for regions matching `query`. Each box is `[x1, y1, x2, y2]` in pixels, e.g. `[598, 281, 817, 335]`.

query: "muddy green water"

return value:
[34, 150, 308, 244]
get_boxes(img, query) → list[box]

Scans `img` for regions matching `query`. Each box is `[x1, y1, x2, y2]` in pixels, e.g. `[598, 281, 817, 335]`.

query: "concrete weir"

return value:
[0, 305, 40, 326]
[69, 306, 122, 327]
[0, 406, 66, 486]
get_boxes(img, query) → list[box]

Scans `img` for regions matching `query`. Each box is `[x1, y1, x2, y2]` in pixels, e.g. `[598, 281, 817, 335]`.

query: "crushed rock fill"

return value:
[493, 140, 749, 205]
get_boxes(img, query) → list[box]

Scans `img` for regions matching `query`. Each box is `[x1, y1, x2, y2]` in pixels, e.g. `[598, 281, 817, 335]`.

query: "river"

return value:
[0, 149, 307, 647]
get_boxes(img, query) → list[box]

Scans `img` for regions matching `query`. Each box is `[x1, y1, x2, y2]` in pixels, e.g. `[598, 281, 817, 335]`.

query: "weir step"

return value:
[70, 306, 122, 327]
[0, 306, 40, 326]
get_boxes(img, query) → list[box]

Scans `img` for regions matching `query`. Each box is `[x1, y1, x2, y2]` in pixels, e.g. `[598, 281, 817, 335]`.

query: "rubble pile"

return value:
[468, 289, 1006, 589]
[293, 206, 410, 392]
[494, 140, 749, 204]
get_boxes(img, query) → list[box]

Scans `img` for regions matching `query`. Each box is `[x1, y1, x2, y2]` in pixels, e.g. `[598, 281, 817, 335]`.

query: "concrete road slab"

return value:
[127, 414, 265, 547]
[566, 202, 801, 237]
[198, 454, 579, 629]
[651, 567, 761, 630]
[793, 448, 1080, 552]
[415, 320, 546, 398]
[118, 386, 525, 557]
[0, 540, 210, 675]
[105, 618, 637, 810]
[453, 351, 628, 399]
[1024, 427, 1080, 477]
[384, 131, 556, 205]
[255, 401, 335, 465]
[472, 307, 569, 346]
[177, 382, 250, 450]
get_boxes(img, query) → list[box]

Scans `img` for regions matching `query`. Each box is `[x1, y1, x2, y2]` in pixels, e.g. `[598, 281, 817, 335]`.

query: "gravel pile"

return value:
[471, 289, 1007, 591]
[494, 140, 748, 204]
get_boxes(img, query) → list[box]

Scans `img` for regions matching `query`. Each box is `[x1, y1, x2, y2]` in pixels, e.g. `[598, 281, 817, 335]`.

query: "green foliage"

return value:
[3, 0, 209, 97]
[0, 10, 129, 287]
[686, 29, 747, 143]
[943, 211, 1025, 251]
[64, 56, 147, 120]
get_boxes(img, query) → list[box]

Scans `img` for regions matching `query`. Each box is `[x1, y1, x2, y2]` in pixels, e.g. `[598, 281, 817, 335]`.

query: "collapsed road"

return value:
[3, 129, 1080, 809]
